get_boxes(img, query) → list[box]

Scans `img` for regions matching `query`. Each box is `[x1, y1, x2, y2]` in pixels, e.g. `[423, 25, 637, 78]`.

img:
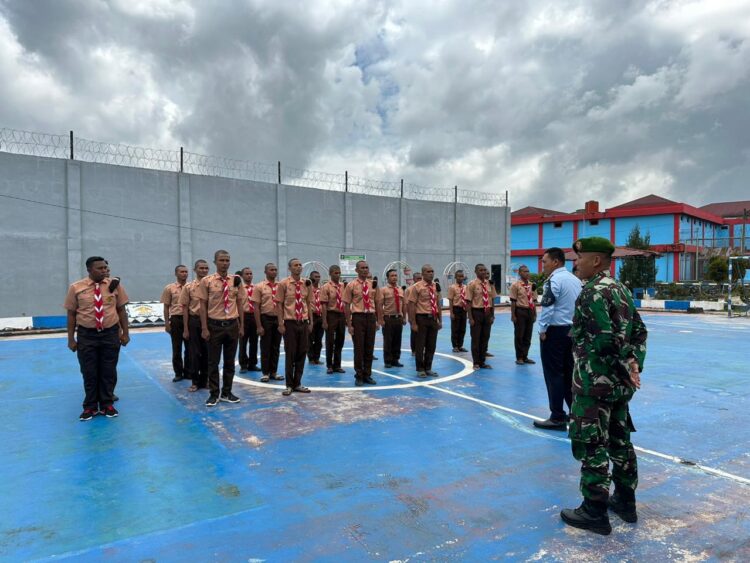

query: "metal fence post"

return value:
[278, 161, 281, 184]
[180, 147, 184, 173]
[69, 131, 74, 160]
[345, 170, 348, 192]
[400, 179, 403, 199]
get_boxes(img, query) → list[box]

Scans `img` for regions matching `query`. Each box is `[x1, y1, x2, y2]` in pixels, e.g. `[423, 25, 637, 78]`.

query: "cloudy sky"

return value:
[1, 0, 749, 211]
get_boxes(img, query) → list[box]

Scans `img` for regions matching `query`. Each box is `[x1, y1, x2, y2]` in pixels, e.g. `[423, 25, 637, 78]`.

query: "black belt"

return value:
[385, 315, 403, 319]
[284, 319, 310, 324]
[208, 318, 238, 327]
[189, 314, 200, 318]
[351, 312, 375, 316]
[169, 315, 184, 321]
[472, 307, 491, 311]
[327, 310, 344, 314]
[416, 313, 437, 318]
[78, 325, 118, 333]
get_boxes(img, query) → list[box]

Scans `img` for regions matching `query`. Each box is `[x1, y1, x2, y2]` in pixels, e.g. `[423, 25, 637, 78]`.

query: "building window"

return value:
[553, 222, 562, 228]
[589, 219, 599, 226]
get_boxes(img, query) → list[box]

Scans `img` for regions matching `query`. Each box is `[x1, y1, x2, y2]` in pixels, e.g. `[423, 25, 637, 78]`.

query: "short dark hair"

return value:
[214, 249, 229, 260]
[235, 270, 243, 275]
[175, 264, 187, 274]
[241, 267, 252, 274]
[194, 259, 208, 269]
[455, 269, 464, 275]
[288, 258, 300, 267]
[544, 247, 566, 264]
[265, 262, 276, 270]
[85, 256, 106, 269]
[329, 265, 340, 273]
[474, 263, 485, 272]
[310, 270, 320, 276]
[518, 265, 529, 271]
[356, 260, 367, 268]
[386, 269, 397, 277]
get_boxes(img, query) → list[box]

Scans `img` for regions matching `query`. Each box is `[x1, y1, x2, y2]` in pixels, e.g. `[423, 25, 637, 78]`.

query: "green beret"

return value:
[573, 236, 615, 255]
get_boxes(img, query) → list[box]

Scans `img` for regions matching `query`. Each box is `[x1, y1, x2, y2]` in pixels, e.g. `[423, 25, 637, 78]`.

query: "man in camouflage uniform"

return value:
[560, 236, 647, 536]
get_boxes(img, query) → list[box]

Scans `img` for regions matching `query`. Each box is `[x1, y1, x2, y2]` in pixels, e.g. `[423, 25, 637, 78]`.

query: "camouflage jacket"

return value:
[572, 271, 647, 399]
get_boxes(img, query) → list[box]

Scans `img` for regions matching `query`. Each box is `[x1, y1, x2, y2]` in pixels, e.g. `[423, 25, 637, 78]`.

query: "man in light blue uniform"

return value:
[535, 247, 582, 430]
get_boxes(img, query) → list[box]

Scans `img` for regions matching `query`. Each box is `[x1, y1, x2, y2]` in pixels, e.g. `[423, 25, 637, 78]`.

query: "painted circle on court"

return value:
[234, 347, 474, 392]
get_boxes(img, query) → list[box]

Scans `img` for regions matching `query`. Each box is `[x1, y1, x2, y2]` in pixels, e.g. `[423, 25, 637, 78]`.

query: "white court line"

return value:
[237, 348, 750, 486]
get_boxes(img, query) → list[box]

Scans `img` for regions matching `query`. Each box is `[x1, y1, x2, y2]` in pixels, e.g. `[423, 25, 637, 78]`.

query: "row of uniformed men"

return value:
[160, 251, 500, 405]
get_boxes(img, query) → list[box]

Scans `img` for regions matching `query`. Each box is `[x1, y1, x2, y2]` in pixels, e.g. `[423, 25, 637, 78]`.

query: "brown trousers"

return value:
[352, 313, 376, 381]
[283, 320, 309, 388]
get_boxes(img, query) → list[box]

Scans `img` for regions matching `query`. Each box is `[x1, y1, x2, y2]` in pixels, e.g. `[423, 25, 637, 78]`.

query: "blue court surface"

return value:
[1, 311, 749, 562]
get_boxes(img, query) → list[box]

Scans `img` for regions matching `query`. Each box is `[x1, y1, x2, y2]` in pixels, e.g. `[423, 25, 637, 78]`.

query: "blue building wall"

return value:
[542, 221, 574, 248]
[576, 218, 611, 239]
[615, 214, 674, 245]
[511, 224, 538, 249]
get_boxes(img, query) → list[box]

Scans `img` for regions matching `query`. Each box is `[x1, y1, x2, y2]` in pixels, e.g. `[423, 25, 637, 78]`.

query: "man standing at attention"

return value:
[408, 265, 442, 378]
[198, 250, 246, 407]
[180, 259, 209, 391]
[65, 256, 130, 421]
[320, 265, 346, 375]
[276, 258, 314, 396]
[252, 263, 284, 383]
[238, 267, 260, 374]
[560, 237, 646, 535]
[406, 271, 422, 356]
[534, 247, 581, 430]
[343, 260, 378, 386]
[307, 270, 325, 365]
[161, 265, 190, 382]
[447, 269, 468, 353]
[465, 264, 497, 370]
[509, 265, 537, 365]
[377, 268, 406, 368]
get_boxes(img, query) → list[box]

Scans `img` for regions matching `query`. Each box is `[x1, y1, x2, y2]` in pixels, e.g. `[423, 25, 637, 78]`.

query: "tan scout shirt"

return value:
[447, 283, 468, 308]
[160, 282, 186, 318]
[275, 277, 312, 321]
[377, 285, 405, 316]
[197, 273, 245, 320]
[178, 279, 203, 316]
[64, 277, 129, 329]
[465, 279, 497, 309]
[342, 278, 377, 313]
[319, 281, 345, 313]
[509, 280, 534, 309]
[251, 280, 279, 315]
[407, 280, 441, 316]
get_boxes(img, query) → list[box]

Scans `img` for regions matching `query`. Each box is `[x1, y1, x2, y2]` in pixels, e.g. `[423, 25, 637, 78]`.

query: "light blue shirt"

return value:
[538, 266, 581, 333]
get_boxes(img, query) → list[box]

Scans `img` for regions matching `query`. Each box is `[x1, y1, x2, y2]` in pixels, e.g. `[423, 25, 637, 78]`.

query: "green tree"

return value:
[705, 256, 728, 283]
[618, 225, 657, 288]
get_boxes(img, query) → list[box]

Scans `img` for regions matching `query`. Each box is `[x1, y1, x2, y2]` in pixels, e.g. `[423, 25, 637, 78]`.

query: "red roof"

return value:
[699, 201, 750, 218]
[512, 205, 568, 217]
[608, 194, 678, 210]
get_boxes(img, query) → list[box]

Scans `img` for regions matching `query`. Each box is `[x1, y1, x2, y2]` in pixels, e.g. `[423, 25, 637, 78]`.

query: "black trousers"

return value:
[352, 313, 376, 381]
[414, 314, 439, 371]
[238, 312, 259, 369]
[169, 315, 190, 378]
[186, 315, 208, 388]
[410, 325, 416, 354]
[308, 313, 324, 361]
[284, 320, 309, 388]
[260, 314, 282, 376]
[450, 306, 467, 349]
[513, 307, 535, 360]
[470, 308, 493, 366]
[207, 319, 239, 395]
[540, 325, 574, 421]
[325, 311, 345, 369]
[77, 325, 120, 410]
[382, 316, 404, 364]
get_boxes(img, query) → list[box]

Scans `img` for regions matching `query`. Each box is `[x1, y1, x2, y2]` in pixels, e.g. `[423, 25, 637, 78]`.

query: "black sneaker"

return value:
[363, 377, 377, 385]
[608, 492, 638, 523]
[393, 361, 404, 367]
[560, 502, 612, 535]
[206, 394, 219, 407]
[102, 405, 119, 418]
[220, 391, 240, 403]
[79, 409, 97, 421]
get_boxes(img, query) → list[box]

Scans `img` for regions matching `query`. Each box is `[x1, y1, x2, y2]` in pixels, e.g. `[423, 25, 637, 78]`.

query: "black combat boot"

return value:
[608, 489, 637, 523]
[561, 500, 612, 535]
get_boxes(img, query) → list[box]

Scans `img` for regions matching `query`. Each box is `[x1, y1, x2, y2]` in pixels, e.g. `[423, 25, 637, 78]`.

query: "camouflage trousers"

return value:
[569, 394, 638, 503]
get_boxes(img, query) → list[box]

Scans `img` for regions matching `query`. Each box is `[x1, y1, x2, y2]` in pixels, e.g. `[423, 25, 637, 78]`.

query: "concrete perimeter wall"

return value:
[0, 152, 509, 318]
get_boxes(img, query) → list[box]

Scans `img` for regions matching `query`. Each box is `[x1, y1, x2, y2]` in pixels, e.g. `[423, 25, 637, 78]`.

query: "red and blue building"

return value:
[511, 195, 750, 282]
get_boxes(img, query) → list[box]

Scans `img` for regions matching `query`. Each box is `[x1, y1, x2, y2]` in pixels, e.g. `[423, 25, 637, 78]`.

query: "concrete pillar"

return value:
[344, 192, 354, 250]
[277, 183, 287, 269]
[66, 161, 82, 284]
[178, 173, 192, 268]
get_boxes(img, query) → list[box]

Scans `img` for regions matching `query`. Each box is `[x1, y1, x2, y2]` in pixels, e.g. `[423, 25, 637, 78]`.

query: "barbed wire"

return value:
[0, 126, 508, 206]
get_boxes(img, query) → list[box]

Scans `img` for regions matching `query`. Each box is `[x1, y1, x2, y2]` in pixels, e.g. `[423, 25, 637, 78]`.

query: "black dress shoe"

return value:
[533, 418, 568, 431]
[561, 502, 612, 535]
[334, 367, 346, 373]
[172, 375, 184, 382]
[608, 492, 638, 523]
[239, 368, 248, 374]
[515, 359, 525, 365]
[393, 361, 404, 367]
[459, 347, 468, 352]
[355, 379, 364, 387]
[248, 366, 261, 372]
[523, 358, 536, 364]
[327, 368, 334, 374]
[480, 363, 492, 369]
[363, 377, 377, 385]
[384, 363, 393, 368]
